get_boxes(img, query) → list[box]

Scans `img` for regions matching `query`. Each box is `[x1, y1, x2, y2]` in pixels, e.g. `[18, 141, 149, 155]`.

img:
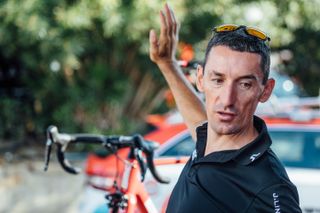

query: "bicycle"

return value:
[43, 125, 171, 213]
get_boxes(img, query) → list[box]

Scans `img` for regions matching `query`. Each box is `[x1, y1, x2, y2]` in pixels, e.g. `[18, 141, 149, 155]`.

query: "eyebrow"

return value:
[237, 74, 258, 81]
[209, 71, 258, 81]
[208, 70, 224, 77]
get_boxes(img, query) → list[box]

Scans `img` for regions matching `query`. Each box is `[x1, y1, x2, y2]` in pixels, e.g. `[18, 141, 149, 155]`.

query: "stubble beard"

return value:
[209, 120, 242, 136]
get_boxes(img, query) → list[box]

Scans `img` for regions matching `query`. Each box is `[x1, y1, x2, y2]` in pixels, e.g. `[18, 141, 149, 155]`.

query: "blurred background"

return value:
[0, 0, 320, 212]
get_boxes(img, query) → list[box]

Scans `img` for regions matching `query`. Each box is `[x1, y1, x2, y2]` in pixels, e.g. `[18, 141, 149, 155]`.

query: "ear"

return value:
[259, 78, 275, 103]
[196, 64, 205, 92]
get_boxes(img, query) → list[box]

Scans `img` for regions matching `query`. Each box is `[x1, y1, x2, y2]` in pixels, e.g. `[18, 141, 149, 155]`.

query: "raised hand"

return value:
[149, 3, 179, 66]
[149, 3, 206, 139]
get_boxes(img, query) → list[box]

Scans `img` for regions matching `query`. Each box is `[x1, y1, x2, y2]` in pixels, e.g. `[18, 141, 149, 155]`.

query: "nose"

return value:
[220, 83, 236, 109]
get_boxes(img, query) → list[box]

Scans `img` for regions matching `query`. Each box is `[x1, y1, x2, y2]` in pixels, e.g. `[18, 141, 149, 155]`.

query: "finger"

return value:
[159, 10, 168, 39]
[165, 3, 173, 36]
[159, 10, 170, 54]
[176, 22, 180, 41]
[149, 29, 158, 44]
[149, 29, 158, 59]
[168, 4, 178, 35]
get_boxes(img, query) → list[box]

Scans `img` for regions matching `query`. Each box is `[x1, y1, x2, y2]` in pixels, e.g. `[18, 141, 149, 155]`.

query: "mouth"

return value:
[216, 111, 237, 122]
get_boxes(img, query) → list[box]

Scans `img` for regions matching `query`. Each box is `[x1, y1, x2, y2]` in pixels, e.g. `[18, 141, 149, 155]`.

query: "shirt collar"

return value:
[194, 116, 272, 166]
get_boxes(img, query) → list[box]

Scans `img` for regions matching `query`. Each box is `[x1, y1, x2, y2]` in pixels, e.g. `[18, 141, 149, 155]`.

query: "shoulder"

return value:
[246, 183, 301, 213]
[245, 149, 302, 212]
[255, 148, 291, 182]
[266, 148, 293, 182]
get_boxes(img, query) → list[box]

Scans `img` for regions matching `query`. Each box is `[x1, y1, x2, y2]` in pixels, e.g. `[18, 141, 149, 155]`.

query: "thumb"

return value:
[149, 29, 158, 58]
[149, 29, 158, 46]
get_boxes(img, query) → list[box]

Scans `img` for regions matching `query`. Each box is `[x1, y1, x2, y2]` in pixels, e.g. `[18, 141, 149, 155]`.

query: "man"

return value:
[149, 4, 301, 213]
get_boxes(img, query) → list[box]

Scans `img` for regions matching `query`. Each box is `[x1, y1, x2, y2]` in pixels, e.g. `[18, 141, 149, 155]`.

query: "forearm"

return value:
[149, 4, 206, 139]
[158, 61, 207, 140]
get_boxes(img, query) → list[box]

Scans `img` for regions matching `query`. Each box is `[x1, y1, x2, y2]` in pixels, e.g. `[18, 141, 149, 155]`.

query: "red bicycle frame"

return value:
[111, 157, 189, 213]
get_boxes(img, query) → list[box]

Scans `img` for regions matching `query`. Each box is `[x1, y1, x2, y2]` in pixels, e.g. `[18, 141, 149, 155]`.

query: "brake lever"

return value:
[43, 136, 53, 171]
[133, 134, 169, 184]
[56, 144, 81, 175]
[145, 151, 170, 184]
[44, 126, 55, 171]
[44, 125, 81, 174]
[134, 148, 147, 182]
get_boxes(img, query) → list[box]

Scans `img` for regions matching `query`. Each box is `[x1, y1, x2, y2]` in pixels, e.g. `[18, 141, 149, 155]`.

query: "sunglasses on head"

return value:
[213, 24, 271, 42]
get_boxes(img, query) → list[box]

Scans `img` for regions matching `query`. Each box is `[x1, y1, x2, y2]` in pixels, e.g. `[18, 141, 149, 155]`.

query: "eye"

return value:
[239, 81, 252, 90]
[211, 78, 224, 86]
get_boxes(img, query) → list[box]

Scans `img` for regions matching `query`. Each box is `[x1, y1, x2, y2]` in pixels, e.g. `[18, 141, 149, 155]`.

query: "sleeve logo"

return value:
[273, 192, 281, 213]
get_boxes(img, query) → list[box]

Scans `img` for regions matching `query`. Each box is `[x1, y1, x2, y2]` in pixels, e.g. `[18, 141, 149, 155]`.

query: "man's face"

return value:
[197, 45, 274, 135]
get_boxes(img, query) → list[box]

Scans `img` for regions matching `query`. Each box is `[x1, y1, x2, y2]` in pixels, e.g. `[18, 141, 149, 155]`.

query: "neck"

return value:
[204, 123, 258, 156]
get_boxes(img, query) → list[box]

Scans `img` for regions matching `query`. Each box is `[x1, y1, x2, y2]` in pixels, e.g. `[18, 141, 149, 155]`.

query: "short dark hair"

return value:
[203, 28, 270, 84]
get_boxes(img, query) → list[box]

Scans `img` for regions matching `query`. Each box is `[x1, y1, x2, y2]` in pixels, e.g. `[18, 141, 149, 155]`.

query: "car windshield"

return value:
[269, 129, 320, 169]
[160, 135, 195, 157]
[160, 128, 320, 169]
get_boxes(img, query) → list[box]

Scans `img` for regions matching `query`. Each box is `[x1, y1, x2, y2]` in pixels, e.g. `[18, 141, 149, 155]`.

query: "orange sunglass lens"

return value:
[246, 28, 268, 40]
[215, 25, 239, 32]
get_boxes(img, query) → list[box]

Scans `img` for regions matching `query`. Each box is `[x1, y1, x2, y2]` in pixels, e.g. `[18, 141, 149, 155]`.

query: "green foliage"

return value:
[1, 0, 320, 145]
[0, 98, 32, 140]
[286, 27, 320, 96]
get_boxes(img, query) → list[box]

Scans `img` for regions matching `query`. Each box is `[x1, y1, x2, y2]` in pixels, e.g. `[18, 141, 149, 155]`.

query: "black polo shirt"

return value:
[166, 116, 301, 213]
